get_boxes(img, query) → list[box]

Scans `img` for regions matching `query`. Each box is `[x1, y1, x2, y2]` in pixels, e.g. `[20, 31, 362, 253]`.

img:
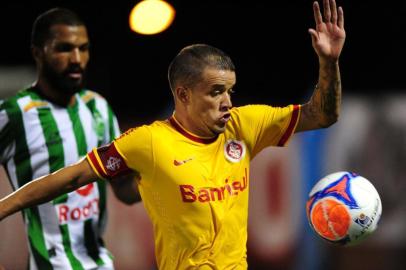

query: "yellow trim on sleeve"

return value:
[86, 148, 108, 180]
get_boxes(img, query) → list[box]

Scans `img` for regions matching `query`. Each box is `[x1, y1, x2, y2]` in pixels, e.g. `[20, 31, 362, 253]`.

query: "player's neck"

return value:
[172, 112, 216, 139]
[34, 79, 76, 107]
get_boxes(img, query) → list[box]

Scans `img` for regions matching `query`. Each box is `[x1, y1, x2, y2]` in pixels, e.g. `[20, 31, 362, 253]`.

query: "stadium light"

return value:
[129, 0, 175, 35]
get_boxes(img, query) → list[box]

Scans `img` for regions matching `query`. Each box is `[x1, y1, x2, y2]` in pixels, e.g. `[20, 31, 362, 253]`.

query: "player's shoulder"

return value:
[78, 89, 109, 104]
[230, 104, 267, 117]
[151, 117, 181, 134]
[117, 119, 170, 140]
[137, 119, 170, 132]
[0, 87, 34, 112]
[231, 104, 293, 116]
[229, 104, 292, 129]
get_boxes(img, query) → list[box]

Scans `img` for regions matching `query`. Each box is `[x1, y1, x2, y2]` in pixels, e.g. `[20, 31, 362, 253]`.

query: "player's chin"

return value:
[62, 77, 83, 92]
[212, 123, 226, 135]
[66, 77, 83, 86]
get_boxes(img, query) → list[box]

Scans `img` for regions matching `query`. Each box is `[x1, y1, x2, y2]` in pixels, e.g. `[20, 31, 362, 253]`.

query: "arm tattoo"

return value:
[310, 62, 341, 127]
[67, 176, 81, 191]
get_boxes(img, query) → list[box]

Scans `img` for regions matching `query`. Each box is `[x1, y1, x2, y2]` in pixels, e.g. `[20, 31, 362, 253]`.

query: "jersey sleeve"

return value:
[232, 104, 300, 157]
[0, 101, 15, 164]
[81, 90, 121, 144]
[86, 125, 154, 180]
[107, 104, 120, 141]
[87, 143, 131, 179]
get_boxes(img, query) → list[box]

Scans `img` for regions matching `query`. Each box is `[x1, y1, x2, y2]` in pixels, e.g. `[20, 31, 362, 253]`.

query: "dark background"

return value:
[1, 0, 406, 125]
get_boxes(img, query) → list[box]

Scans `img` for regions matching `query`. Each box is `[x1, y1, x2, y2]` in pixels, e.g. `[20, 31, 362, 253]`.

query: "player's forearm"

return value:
[311, 59, 341, 127]
[0, 159, 96, 221]
[313, 61, 341, 124]
[296, 59, 341, 132]
[0, 172, 68, 221]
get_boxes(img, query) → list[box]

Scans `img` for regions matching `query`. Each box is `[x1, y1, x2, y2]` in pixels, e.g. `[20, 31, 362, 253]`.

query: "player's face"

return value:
[39, 24, 90, 96]
[188, 68, 235, 137]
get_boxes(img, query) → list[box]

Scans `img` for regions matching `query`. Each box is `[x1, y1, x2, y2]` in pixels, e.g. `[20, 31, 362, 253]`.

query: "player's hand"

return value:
[309, 0, 345, 62]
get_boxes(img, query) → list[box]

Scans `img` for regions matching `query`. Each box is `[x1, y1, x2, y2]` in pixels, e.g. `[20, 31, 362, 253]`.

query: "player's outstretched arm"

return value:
[0, 158, 97, 221]
[296, 0, 345, 132]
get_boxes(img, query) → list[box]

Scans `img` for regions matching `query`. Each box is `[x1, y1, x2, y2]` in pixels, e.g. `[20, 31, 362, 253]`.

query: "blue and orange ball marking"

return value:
[307, 172, 360, 242]
[310, 198, 351, 241]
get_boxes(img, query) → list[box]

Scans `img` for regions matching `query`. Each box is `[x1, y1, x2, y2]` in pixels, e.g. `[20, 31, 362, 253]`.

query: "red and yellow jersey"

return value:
[87, 104, 300, 269]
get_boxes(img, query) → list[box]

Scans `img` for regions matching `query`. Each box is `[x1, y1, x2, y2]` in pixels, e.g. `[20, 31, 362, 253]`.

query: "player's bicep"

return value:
[57, 158, 99, 192]
[79, 158, 100, 183]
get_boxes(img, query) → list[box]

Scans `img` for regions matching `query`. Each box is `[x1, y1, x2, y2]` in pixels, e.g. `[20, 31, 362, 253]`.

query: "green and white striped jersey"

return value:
[0, 86, 120, 270]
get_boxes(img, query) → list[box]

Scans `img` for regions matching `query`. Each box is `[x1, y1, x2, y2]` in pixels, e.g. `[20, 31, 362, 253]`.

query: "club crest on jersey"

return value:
[224, 139, 246, 163]
[106, 156, 121, 172]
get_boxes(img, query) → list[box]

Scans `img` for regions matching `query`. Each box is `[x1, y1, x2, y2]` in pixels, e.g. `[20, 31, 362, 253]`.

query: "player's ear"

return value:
[31, 46, 43, 64]
[175, 86, 189, 103]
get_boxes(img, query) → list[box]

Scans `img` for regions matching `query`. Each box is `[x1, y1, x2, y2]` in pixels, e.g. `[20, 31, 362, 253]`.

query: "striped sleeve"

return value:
[0, 100, 14, 163]
[87, 143, 132, 180]
[108, 105, 120, 140]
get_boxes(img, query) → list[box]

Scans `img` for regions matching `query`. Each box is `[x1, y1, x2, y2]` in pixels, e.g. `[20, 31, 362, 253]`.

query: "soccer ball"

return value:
[306, 171, 382, 246]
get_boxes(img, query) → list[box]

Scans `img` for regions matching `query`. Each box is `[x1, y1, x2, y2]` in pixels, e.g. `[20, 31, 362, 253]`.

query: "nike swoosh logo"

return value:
[174, 158, 194, 166]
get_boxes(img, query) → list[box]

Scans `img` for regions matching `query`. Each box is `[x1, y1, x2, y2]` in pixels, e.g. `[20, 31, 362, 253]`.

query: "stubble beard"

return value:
[42, 61, 86, 97]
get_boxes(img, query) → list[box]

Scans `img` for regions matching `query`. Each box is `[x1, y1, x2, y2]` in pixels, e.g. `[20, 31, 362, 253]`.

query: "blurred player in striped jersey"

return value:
[0, 0, 345, 269]
[0, 8, 139, 270]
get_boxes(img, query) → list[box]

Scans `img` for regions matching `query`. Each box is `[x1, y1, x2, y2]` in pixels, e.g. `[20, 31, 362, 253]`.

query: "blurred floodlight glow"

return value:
[129, 0, 175, 35]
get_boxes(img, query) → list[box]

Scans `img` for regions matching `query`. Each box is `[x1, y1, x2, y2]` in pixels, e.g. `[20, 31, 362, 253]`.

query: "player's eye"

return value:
[54, 43, 74, 53]
[210, 90, 222, 97]
[80, 43, 90, 52]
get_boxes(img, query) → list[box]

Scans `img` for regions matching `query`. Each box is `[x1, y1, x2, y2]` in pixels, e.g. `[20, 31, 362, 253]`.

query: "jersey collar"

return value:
[168, 116, 218, 144]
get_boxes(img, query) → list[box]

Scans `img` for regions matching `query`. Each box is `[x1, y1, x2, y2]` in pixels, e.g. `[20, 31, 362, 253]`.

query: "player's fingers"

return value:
[323, 0, 331, 22]
[313, 1, 323, 25]
[337, 6, 344, 29]
[331, 0, 337, 24]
